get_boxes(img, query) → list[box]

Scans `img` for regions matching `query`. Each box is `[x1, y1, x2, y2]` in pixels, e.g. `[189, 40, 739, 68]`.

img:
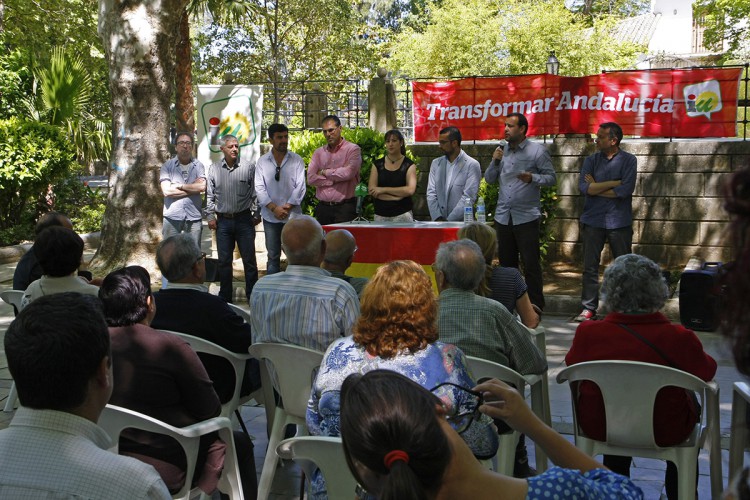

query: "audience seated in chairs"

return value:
[457, 222, 540, 328]
[565, 253, 716, 500]
[0, 293, 171, 498]
[339, 370, 643, 499]
[151, 234, 260, 402]
[321, 229, 369, 297]
[21, 226, 99, 307]
[99, 266, 257, 499]
[307, 260, 498, 496]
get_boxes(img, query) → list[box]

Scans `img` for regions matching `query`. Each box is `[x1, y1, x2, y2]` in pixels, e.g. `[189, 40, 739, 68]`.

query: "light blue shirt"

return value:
[485, 139, 556, 225]
[249, 265, 360, 352]
[160, 157, 206, 221]
[254, 150, 306, 223]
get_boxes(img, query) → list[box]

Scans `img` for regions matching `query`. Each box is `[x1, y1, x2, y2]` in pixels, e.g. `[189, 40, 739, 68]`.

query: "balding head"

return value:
[281, 215, 326, 266]
[323, 229, 356, 272]
[35, 212, 73, 236]
[434, 239, 485, 291]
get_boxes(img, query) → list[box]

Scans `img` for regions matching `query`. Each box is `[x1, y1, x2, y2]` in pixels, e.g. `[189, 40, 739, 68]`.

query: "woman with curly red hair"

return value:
[306, 260, 498, 498]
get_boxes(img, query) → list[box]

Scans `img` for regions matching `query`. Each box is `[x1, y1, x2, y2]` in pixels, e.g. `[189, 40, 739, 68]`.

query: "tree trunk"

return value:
[175, 9, 195, 134]
[94, 0, 189, 276]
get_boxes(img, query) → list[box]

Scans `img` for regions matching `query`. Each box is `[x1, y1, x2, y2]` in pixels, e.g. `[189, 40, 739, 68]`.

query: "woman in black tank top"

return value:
[368, 129, 417, 221]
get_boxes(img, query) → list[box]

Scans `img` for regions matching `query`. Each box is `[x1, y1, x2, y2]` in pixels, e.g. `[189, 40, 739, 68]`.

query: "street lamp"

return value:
[546, 50, 560, 75]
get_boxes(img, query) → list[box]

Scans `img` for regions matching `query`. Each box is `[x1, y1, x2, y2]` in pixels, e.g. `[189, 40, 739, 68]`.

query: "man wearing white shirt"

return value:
[254, 123, 307, 274]
[426, 126, 481, 221]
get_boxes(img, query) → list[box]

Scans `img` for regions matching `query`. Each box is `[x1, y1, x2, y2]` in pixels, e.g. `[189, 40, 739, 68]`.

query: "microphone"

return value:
[355, 183, 368, 216]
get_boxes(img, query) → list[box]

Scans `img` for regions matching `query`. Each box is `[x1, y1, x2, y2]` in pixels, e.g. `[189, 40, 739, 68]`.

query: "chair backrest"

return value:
[162, 330, 250, 419]
[1, 290, 24, 315]
[99, 404, 243, 500]
[465, 355, 528, 392]
[729, 381, 750, 478]
[227, 303, 252, 325]
[556, 360, 711, 448]
[247, 343, 323, 419]
[276, 436, 357, 500]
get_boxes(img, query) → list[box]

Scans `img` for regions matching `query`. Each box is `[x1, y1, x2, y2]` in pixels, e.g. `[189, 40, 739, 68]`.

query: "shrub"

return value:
[289, 127, 419, 219]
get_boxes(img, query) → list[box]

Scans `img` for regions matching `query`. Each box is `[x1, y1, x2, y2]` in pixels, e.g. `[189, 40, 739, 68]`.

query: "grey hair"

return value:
[220, 134, 238, 146]
[282, 215, 325, 266]
[600, 254, 668, 313]
[323, 230, 355, 265]
[435, 239, 485, 291]
[156, 234, 202, 282]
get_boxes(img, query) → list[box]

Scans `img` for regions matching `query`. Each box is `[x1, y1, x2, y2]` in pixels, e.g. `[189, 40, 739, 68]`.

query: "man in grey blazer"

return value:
[426, 126, 482, 221]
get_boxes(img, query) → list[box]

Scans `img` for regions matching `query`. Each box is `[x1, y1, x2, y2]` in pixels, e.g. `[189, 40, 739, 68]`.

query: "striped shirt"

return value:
[438, 288, 547, 375]
[206, 157, 258, 220]
[249, 265, 360, 352]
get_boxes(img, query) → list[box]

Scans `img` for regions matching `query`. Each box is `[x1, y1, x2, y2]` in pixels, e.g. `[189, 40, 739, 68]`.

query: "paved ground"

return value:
[0, 229, 743, 498]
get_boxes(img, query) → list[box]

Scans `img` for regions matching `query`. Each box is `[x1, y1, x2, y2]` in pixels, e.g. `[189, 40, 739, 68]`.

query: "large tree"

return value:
[94, 0, 189, 274]
[694, 0, 750, 60]
[388, 0, 641, 77]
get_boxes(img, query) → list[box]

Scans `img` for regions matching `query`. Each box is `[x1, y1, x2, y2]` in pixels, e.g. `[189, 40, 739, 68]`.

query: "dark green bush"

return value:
[289, 127, 419, 219]
[0, 118, 77, 245]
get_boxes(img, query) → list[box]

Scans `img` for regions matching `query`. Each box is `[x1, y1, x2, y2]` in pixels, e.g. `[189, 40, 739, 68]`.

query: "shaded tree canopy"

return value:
[694, 0, 750, 61]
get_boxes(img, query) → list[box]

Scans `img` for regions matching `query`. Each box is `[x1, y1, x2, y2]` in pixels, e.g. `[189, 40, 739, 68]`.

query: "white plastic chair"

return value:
[227, 303, 252, 325]
[247, 343, 324, 500]
[1, 290, 24, 412]
[276, 436, 357, 500]
[162, 331, 261, 437]
[556, 360, 722, 500]
[98, 404, 244, 500]
[466, 355, 550, 474]
[729, 381, 750, 480]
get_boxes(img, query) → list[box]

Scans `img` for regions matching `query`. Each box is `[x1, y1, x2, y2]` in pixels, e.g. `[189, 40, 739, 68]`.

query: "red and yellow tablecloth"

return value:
[323, 222, 465, 284]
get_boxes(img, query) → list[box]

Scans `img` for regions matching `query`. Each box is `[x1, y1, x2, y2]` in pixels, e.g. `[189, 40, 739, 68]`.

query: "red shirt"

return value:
[565, 311, 717, 446]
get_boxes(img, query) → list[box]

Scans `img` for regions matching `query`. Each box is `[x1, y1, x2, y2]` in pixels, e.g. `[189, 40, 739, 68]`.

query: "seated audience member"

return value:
[250, 215, 359, 351]
[308, 260, 498, 497]
[458, 222, 540, 328]
[151, 234, 260, 402]
[434, 238, 546, 478]
[340, 370, 643, 500]
[566, 253, 716, 500]
[99, 266, 257, 499]
[721, 167, 750, 500]
[0, 293, 170, 499]
[321, 229, 369, 297]
[13, 211, 76, 290]
[22, 226, 99, 306]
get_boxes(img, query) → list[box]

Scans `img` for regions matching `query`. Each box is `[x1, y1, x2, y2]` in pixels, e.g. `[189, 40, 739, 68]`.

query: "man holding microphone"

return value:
[484, 112, 556, 311]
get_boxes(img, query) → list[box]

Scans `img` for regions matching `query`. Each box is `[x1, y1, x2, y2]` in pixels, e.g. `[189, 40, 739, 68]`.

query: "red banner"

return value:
[412, 68, 743, 141]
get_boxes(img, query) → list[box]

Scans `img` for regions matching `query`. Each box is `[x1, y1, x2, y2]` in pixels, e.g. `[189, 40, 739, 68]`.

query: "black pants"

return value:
[495, 217, 545, 309]
[314, 199, 356, 225]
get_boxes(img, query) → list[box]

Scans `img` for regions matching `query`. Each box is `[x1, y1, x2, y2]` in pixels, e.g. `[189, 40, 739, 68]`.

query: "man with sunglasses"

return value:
[255, 123, 306, 274]
[307, 115, 362, 224]
[160, 131, 206, 247]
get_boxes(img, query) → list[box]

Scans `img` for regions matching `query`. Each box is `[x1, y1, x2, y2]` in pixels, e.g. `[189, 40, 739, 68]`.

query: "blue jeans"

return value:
[581, 224, 632, 312]
[263, 220, 285, 275]
[216, 212, 258, 303]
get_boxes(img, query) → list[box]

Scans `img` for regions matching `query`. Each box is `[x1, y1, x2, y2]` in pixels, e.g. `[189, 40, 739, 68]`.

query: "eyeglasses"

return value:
[430, 382, 483, 434]
[275, 166, 281, 181]
[195, 252, 206, 265]
[176, 140, 192, 146]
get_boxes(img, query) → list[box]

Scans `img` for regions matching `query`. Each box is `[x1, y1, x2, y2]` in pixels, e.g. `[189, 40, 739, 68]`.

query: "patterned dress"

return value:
[526, 467, 643, 499]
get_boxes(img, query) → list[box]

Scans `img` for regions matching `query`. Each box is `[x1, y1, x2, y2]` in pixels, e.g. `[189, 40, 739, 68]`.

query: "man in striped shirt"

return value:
[249, 215, 360, 352]
[206, 135, 260, 304]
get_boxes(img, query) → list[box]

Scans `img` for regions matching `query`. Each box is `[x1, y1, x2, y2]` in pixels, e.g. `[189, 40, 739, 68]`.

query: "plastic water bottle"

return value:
[463, 196, 473, 223]
[476, 196, 486, 223]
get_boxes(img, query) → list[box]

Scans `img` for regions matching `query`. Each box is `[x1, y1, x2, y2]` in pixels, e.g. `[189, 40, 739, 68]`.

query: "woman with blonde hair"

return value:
[457, 222, 539, 328]
[306, 260, 498, 497]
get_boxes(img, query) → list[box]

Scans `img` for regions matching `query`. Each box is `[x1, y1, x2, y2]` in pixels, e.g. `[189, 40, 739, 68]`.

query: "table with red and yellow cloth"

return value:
[323, 221, 465, 283]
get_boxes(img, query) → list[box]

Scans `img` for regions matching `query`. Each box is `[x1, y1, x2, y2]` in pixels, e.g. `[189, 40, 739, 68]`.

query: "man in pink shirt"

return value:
[307, 115, 362, 224]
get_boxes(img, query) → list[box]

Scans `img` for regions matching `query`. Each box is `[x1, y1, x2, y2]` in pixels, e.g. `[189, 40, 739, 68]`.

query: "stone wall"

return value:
[408, 138, 750, 269]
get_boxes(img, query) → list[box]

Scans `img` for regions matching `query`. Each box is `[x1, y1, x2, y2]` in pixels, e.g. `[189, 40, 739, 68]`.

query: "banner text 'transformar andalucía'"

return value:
[411, 68, 743, 141]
